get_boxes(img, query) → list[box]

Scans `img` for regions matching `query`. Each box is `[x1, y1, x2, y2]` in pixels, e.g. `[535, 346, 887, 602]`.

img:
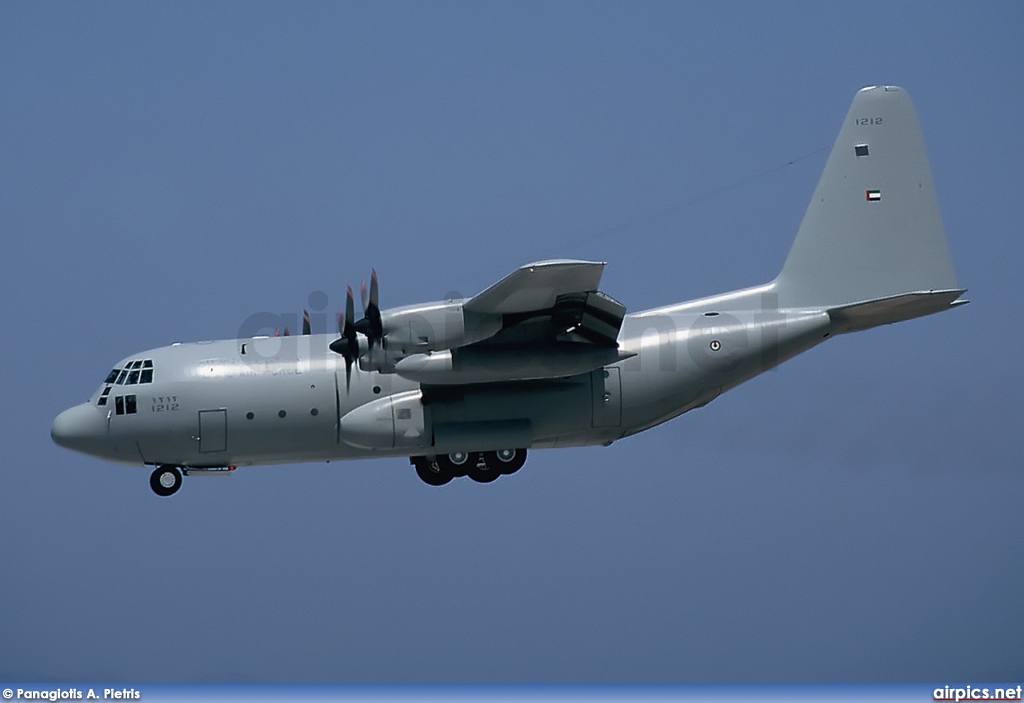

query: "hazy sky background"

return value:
[2, 1, 1021, 682]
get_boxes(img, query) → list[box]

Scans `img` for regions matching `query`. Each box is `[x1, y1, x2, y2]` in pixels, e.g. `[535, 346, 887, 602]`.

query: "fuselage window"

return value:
[115, 396, 125, 415]
[115, 369, 128, 385]
[140, 369, 153, 384]
[126, 370, 140, 385]
[142, 359, 153, 368]
[105, 369, 120, 384]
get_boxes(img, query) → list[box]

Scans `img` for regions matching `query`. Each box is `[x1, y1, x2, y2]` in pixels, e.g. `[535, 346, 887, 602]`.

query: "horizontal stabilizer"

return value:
[828, 289, 967, 331]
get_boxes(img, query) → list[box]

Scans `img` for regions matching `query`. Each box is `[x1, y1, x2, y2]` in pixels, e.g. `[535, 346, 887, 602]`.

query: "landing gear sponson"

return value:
[412, 448, 527, 486]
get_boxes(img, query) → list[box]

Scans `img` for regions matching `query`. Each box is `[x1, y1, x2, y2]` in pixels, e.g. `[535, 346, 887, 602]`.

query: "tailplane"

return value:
[774, 86, 964, 323]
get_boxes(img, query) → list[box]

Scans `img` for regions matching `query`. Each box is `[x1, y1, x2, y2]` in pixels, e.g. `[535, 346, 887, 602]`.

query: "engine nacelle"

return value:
[380, 301, 501, 355]
[394, 345, 632, 385]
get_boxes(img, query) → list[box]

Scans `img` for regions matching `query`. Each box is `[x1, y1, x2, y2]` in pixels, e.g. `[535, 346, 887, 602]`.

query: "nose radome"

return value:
[51, 403, 106, 452]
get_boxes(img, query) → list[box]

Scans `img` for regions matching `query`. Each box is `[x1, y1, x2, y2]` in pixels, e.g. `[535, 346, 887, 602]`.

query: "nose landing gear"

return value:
[150, 465, 182, 497]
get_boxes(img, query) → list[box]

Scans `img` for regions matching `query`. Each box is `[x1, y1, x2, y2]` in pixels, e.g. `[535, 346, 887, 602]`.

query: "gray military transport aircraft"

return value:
[52, 86, 965, 496]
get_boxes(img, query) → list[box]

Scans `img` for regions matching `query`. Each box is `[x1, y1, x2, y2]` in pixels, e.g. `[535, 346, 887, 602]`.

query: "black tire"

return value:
[413, 456, 453, 486]
[150, 465, 182, 497]
[467, 453, 501, 483]
[484, 448, 527, 475]
[436, 451, 473, 478]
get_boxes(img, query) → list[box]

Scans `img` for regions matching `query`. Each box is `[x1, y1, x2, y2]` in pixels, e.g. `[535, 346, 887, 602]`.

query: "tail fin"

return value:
[775, 86, 963, 321]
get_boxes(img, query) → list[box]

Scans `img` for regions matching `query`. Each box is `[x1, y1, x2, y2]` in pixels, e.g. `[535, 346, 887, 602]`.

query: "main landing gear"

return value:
[412, 449, 527, 486]
[150, 464, 182, 497]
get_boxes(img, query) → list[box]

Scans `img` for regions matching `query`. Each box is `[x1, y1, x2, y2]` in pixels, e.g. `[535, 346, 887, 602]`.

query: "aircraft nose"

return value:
[51, 403, 106, 453]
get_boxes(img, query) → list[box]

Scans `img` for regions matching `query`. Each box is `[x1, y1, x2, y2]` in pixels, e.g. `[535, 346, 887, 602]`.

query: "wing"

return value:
[391, 259, 631, 386]
[465, 259, 626, 348]
[465, 259, 607, 315]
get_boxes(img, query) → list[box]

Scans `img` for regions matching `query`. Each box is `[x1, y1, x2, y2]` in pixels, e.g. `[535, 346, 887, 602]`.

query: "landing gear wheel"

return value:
[436, 451, 472, 478]
[467, 453, 501, 483]
[485, 448, 527, 475]
[413, 456, 453, 486]
[150, 465, 182, 497]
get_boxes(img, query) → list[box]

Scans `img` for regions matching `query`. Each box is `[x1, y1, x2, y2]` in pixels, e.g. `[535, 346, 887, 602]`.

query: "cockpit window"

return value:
[109, 360, 155, 386]
[113, 394, 138, 416]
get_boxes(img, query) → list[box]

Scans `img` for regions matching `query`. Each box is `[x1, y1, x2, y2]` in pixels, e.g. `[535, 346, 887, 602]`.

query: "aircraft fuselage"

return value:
[53, 287, 833, 472]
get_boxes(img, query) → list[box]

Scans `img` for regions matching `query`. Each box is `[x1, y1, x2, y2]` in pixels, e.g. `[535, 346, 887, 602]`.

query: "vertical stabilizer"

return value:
[775, 86, 960, 311]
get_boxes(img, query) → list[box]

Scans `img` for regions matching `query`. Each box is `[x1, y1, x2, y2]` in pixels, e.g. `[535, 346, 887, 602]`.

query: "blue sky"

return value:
[1, 1, 1021, 682]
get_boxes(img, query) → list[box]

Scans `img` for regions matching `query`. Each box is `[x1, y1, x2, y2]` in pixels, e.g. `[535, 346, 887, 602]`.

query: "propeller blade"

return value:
[346, 286, 356, 338]
[355, 271, 383, 349]
[328, 285, 362, 392]
[302, 309, 311, 336]
[283, 327, 290, 336]
[365, 269, 383, 342]
[369, 268, 379, 312]
[272, 328, 281, 338]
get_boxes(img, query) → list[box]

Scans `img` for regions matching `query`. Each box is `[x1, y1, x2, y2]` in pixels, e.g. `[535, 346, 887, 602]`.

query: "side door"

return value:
[198, 409, 227, 453]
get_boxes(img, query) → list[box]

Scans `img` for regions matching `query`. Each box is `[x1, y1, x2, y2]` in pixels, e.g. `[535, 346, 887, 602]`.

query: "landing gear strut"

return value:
[150, 465, 182, 497]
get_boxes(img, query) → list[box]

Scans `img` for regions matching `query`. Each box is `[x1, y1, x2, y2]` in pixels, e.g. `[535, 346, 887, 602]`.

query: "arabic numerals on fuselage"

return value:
[151, 396, 180, 413]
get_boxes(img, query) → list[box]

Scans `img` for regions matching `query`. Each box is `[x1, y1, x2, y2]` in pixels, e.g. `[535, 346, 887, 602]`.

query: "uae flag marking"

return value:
[866, 189, 882, 201]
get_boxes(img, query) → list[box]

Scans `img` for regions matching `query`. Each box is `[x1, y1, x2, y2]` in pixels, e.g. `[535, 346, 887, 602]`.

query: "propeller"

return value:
[354, 269, 384, 350]
[329, 286, 360, 390]
[328, 269, 390, 387]
[302, 309, 311, 336]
